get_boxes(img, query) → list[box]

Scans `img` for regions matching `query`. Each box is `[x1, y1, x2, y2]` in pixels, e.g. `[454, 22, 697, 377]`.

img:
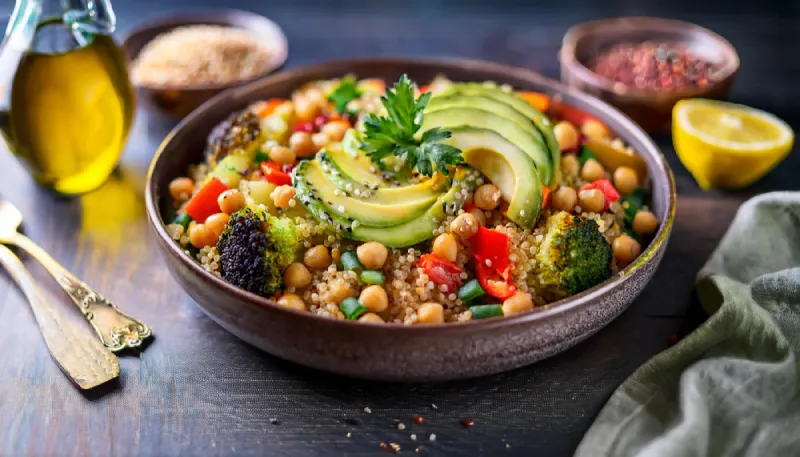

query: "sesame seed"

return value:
[397, 423, 406, 430]
[429, 434, 436, 441]
[410, 434, 417, 440]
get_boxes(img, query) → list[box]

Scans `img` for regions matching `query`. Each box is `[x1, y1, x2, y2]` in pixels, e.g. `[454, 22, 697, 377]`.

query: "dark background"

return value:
[0, 0, 797, 456]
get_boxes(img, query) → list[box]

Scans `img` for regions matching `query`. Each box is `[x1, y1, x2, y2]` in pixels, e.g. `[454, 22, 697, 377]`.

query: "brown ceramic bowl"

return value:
[560, 17, 739, 133]
[120, 9, 288, 120]
[145, 57, 676, 382]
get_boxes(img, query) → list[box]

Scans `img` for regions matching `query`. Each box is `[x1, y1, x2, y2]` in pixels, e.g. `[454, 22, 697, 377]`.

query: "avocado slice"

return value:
[440, 127, 542, 228]
[439, 83, 560, 186]
[294, 161, 437, 228]
[421, 107, 552, 185]
[295, 167, 479, 248]
[318, 151, 447, 205]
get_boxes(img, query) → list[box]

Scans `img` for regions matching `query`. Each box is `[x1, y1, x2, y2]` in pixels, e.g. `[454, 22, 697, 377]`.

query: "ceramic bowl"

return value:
[145, 57, 676, 382]
[560, 17, 739, 133]
[120, 9, 288, 120]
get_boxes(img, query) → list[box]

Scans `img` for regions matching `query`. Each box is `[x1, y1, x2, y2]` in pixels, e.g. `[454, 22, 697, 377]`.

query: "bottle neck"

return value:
[6, 0, 117, 49]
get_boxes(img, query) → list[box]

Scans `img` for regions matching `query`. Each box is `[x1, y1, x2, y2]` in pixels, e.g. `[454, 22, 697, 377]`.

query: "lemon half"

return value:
[672, 99, 794, 190]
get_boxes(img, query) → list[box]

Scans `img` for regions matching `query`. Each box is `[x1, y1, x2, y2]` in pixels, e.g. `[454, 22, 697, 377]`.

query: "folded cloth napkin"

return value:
[575, 192, 800, 457]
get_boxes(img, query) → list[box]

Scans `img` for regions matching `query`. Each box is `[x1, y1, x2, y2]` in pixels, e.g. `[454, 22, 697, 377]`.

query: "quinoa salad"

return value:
[165, 74, 660, 324]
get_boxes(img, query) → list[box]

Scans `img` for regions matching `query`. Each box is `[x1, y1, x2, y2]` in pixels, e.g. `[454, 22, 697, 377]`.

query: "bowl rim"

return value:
[120, 7, 289, 93]
[560, 16, 740, 99]
[144, 56, 677, 332]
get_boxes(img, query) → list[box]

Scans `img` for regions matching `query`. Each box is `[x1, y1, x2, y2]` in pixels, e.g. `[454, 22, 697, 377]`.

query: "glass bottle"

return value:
[0, 0, 135, 195]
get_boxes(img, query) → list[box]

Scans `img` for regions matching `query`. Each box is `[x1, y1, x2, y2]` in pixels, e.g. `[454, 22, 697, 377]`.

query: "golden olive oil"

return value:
[0, 20, 135, 195]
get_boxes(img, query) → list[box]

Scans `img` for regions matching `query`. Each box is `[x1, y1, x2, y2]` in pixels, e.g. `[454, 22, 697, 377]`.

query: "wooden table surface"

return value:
[0, 0, 797, 456]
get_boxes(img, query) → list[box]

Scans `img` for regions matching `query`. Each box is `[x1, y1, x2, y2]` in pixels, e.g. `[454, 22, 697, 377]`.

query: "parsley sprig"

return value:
[360, 75, 462, 177]
[328, 79, 362, 114]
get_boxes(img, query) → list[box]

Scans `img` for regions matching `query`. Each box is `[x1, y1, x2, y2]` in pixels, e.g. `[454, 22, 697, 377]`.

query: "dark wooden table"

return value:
[0, 0, 797, 456]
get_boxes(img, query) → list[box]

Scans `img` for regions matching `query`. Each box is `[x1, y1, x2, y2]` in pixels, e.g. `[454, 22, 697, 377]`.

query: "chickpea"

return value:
[321, 120, 351, 142]
[284, 262, 312, 289]
[327, 279, 355, 305]
[189, 223, 217, 249]
[562, 154, 580, 177]
[311, 132, 331, 149]
[277, 293, 307, 311]
[359, 285, 388, 313]
[357, 242, 389, 269]
[304, 245, 332, 271]
[294, 96, 321, 122]
[581, 119, 609, 141]
[578, 188, 606, 213]
[358, 312, 384, 323]
[502, 291, 533, 315]
[417, 302, 444, 324]
[633, 211, 659, 237]
[449, 213, 479, 241]
[272, 185, 296, 209]
[581, 158, 606, 182]
[168, 177, 195, 201]
[469, 208, 487, 226]
[552, 186, 578, 212]
[553, 121, 579, 151]
[204, 213, 229, 237]
[613, 166, 639, 195]
[273, 101, 295, 120]
[269, 145, 296, 165]
[474, 184, 501, 210]
[431, 233, 458, 263]
[612, 234, 641, 268]
[289, 131, 317, 158]
[218, 189, 245, 215]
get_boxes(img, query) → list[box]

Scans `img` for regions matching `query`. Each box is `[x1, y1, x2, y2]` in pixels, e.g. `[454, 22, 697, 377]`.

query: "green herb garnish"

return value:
[340, 297, 367, 320]
[578, 145, 598, 166]
[360, 74, 462, 177]
[328, 79, 362, 114]
[254, 150, 270, 163]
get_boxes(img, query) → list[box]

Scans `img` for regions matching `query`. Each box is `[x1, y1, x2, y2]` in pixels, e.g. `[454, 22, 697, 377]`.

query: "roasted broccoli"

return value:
[205, 110, 265, 167]
[216, 208, 303, 297]
[534, 211, 613, 297]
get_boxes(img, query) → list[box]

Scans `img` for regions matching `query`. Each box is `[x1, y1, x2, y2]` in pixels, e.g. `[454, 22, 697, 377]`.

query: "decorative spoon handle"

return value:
[7, 233, 152, 352]
[0, 245, 119, 389]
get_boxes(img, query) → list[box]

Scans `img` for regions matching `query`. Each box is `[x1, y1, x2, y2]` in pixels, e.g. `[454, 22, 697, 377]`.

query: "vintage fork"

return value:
[0, 199, 152, 352]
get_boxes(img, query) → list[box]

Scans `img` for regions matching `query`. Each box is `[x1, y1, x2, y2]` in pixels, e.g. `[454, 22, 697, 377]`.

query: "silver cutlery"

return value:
[0, 199, 152, 352]
[0, 244, 119, 389]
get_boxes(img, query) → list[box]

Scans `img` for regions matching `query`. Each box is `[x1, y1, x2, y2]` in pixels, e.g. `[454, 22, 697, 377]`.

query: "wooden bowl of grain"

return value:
[121, 9, 288, 120]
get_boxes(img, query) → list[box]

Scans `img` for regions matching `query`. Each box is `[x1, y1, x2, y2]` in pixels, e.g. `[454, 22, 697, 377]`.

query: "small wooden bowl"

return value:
[560, 17, 739, 133]
[121, 9, 288, 120]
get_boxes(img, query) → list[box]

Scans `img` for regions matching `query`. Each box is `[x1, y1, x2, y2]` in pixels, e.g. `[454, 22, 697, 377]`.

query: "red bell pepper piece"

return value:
[183, 177, 228, 223]
[463, 202, 478, 213]
[256, 98, 286, 118]
[419, 84, 432, 94]
[292, 121, 314, 133]
[473, 227, 511, 280]
[541, 185, 552, 210]
[516, 91, 550, 112]
[261, 161, 293, 186]
[550, 102, 610, 133]
[418, 254, 463, 294]
[580, 179, 620, 211]
[475, 261, 516, 300]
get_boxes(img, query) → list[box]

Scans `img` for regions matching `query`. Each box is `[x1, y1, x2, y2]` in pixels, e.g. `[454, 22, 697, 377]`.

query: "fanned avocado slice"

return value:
[438, 83, 560, 186]
[294, 161, 437, 228]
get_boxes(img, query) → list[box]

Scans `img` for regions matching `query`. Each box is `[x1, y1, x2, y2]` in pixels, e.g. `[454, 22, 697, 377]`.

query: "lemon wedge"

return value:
[672, 99, 794, 190]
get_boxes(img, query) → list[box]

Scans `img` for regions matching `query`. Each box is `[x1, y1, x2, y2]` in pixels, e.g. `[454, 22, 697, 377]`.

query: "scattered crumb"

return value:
[390, 443, 400, 452]
[410, 434, 417, 441]
[431, 404, 438, 410]
[461, 418, 474, 427]
[415, 448, 420, 453]
[346, 432, 351, 438]
[364, 407, 372, 414]
[429, 433, 437, 441]
[506, 443, 511, 448]
[397, 423, 406, 430]
[412, 416, 424, 424]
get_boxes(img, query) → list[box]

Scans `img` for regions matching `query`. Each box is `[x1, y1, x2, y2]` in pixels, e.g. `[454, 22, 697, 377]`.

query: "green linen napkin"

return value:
[575, 192, 800, 457]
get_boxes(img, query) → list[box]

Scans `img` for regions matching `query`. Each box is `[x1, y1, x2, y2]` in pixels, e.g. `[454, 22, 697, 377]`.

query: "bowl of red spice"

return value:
[560, 17, 739, 133]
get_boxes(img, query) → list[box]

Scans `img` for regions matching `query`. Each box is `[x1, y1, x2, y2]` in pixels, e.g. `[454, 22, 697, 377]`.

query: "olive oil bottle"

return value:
[0, 0, 134, 195]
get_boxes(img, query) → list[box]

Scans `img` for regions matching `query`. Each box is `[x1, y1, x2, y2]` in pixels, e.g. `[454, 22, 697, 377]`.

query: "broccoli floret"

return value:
[205, 110, 264, 167]
[216, 208, 302, 297]
[534, 211, 613, 297]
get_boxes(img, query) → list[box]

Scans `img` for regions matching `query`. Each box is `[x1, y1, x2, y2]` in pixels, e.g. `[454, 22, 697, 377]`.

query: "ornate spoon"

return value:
[0, 199, 152, 352]
[0, 244, 119, 389]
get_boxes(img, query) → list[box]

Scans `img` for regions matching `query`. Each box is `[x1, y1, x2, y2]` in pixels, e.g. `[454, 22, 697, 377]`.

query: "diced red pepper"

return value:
[472, 227, 511, 280]
[475, 261, 516, 300]
[256, 98, 286, 118]
[183, 177, 228, 223]
[418, 254, 463, 294]
[419, 84, 432, 94]
[541, 185, 551, 210]
[261, 161, 292, 186]
[463, 202, 478, 213]
[580, 178, 620, 211]
[292, 121, 314, 133]
[313, 115, 329, 129]
[517, 91, 550, 112]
